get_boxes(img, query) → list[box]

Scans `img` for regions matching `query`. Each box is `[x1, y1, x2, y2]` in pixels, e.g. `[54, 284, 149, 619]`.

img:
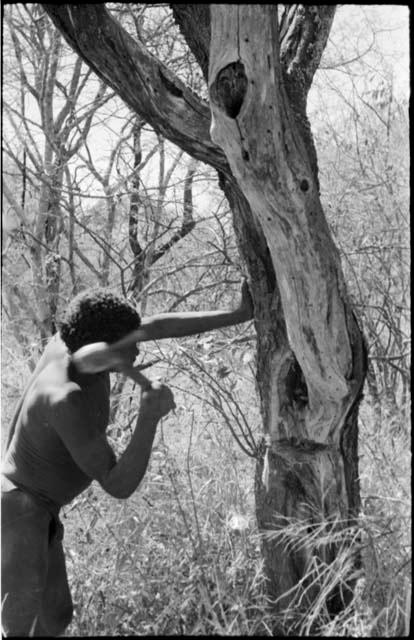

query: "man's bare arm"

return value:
[71, 280, 254, 375]
[121, 279, 253, 344]
[96, 392, 169, 498]
[53, 384, 175, 499]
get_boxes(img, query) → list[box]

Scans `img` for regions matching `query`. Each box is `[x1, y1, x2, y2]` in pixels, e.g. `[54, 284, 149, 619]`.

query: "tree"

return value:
[2, 5, 200, 367]
[42, 4, 367, 626]
[2, 4, 111, 347]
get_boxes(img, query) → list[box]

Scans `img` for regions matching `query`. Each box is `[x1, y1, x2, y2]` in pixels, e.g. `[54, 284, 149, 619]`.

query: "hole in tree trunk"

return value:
[211, 61, 248, 118]
[285, 357, 308, 407]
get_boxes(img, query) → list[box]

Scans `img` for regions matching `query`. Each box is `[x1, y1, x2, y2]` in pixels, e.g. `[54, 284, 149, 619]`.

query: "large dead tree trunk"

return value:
[43, 3, 368, 626]
[208, 7, 367, 621]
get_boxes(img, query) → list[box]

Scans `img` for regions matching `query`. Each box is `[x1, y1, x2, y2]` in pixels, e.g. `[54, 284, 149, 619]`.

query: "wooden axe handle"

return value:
[120, 365, 152, 391]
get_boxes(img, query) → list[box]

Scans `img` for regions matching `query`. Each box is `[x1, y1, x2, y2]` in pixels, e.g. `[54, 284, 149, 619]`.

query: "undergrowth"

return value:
[1, 340, 410, 636]
[61, 389, 410, 637]
[62, 396, 271, 636]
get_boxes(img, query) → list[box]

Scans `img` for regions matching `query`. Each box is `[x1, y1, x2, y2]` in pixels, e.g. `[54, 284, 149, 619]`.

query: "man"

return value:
[1, 282, 253, 636]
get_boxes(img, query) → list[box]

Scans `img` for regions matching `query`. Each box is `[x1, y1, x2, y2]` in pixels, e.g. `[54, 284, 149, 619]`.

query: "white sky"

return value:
[309, 5, 409, 108]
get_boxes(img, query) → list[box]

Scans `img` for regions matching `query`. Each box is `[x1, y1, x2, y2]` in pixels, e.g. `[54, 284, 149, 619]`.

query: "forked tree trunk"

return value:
[208, 7, 367, 624]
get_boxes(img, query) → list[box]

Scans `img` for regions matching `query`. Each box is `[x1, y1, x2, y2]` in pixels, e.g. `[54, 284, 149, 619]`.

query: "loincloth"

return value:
[1, 475, 64, 543]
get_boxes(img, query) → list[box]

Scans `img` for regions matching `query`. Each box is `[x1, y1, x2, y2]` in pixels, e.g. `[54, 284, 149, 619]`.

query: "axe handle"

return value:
[121, 366, 152, 391]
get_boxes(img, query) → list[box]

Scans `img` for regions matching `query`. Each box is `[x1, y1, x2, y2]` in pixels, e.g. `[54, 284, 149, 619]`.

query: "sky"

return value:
[309, 5, 409, 108]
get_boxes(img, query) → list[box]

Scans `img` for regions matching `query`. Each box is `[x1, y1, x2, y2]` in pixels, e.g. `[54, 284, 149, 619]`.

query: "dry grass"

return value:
[60, 391, 410, 637]
[62, 396, 271, 636]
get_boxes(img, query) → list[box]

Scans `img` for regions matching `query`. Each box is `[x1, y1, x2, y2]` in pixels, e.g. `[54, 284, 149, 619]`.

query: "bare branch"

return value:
[279, 5, 337, 97]
[3, 107, 43, 171]
[54, 56, 83, 134]
[150, 158, 197, 265]
[2, 180, 29, 226]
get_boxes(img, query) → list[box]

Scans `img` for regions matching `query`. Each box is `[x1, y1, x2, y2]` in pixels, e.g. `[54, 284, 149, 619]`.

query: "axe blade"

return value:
[71, 342, 152, 390]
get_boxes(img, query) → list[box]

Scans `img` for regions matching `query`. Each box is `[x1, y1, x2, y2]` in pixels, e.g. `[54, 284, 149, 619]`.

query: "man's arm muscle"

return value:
[51, 388, 117, 484]
[52, 387, 162, 499]
[120, 279, 254, 344]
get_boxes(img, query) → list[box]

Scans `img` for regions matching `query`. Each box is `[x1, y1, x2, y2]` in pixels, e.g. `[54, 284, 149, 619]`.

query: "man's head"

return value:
[59, 289, 141, 354]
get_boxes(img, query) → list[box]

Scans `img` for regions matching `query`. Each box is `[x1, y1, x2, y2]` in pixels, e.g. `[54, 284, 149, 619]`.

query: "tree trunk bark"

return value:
[209, 7, 367, 626]
[222, 176, 365, 624]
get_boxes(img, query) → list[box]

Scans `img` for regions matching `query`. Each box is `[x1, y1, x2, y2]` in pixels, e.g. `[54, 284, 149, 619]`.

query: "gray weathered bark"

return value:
[43, 3, 367, 625]
[175, 5, 367, 620]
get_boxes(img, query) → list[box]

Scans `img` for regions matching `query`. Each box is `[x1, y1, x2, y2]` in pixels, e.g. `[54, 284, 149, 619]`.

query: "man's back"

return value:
[1, 287, 177, 637]
[3, 342, 111, 506]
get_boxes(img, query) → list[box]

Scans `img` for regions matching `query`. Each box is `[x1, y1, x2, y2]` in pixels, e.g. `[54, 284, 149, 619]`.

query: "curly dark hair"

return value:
[59, 289, 141, 353]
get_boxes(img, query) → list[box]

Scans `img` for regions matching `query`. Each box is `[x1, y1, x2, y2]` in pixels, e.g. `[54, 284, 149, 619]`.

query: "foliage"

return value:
[59, 391, 410, 637]
[61, 334, 270, 636]
[2, 320, 409, 636]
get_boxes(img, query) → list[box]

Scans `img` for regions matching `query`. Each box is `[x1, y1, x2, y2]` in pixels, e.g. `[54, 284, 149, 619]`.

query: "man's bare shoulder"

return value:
[31, 334, 68, 376]
[30, 361, 84, 411]
[32, 366, 102, 440]
[24, 344, 110, 430]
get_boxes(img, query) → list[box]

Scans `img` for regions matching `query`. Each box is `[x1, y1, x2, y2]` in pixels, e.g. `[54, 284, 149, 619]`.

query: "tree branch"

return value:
[170, 5, 210, 81]
[54, 56, 83, 134]
[42, 3, 228, 172]
[151, 158, 197, 264]
[2, 179, 29, 226]
[279, 5, 337, 97]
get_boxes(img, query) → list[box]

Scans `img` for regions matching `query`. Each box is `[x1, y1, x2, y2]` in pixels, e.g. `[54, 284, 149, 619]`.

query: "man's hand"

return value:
[237, 278, 254, 320]
[140, 383, 176, 419]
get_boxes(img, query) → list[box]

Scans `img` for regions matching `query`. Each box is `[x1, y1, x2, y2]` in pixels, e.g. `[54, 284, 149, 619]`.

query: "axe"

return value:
[71, 340, 153, 390]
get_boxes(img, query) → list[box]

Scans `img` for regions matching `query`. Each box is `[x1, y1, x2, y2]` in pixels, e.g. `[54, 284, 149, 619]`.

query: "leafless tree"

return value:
[2, 4, 111, 347]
